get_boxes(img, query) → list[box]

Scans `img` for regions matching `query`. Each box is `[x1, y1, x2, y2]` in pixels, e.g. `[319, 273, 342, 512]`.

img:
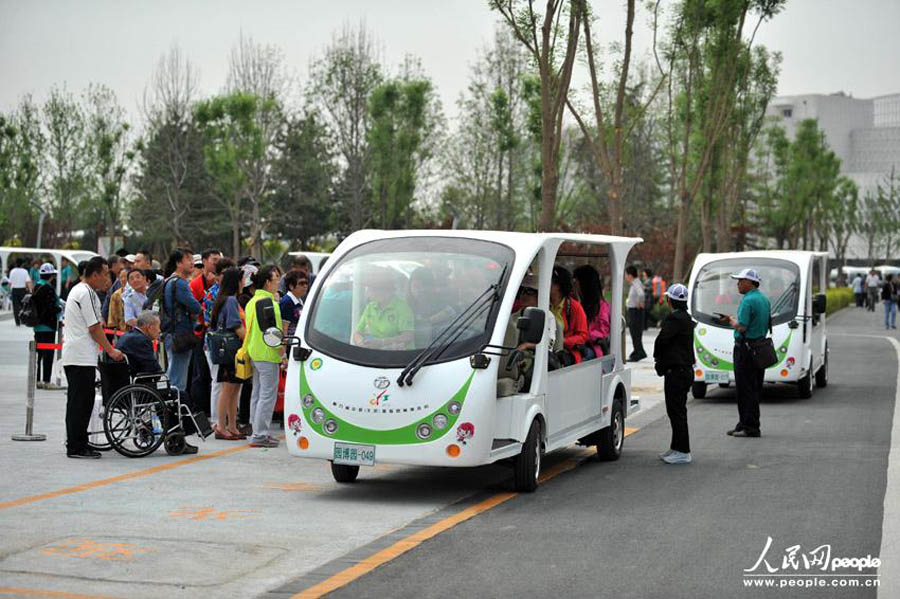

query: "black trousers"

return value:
[239, 378, 252, 425]
[733, 343, 763, 434]
[64, 365, 96, 453]
[34, 330, 56, 383]
[189, 340, 212, 414]
[627, 308, 646, 357]
[11, 288, 26, 326]
[664, 367, 692, 453]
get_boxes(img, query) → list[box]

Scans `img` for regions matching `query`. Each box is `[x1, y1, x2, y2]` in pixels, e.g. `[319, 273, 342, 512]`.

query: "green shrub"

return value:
[825, 287, 854, 315]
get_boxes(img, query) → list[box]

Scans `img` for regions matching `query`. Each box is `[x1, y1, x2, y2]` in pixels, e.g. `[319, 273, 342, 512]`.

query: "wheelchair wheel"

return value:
[104, 385, 168, 458]
[164, 432, 186, 456]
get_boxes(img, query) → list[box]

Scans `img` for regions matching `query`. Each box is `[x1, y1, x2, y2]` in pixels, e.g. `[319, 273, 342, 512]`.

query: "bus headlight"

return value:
[311, 408, 325, 423]
[447, 401, 461, 415]
[433, 414, 448, 429]
[416, 422, 433, 440]
[323, 419, 338, 435]
[302, 394, 315, 408]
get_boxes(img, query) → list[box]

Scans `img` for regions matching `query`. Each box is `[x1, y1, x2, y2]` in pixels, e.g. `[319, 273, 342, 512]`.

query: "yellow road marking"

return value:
[0, 587, 121, 598]
[0, 444, 253, 511]
[0, 434, 289, 511]
[267, 482, 325, 492]
[293, 426, 641, 598]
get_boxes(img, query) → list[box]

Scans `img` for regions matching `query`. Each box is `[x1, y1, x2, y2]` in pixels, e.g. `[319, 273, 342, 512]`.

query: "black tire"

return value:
[718, 383, 731, 389]
[331, 462, 360, 483]
[513, 419, 542, 492]
[104, 385, 167, 458]
[798, 372, 813, 399]
[164, 432, 186, 456]
[691, 382, 707, 399]
[815, 345, 828, 388]
[597, 400, 624, 461]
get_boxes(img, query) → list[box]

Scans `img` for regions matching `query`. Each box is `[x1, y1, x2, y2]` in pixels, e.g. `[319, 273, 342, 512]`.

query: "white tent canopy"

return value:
[1, 247, 99, 295]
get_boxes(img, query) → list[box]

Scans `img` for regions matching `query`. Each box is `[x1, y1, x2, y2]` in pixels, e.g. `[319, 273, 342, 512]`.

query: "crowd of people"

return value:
[851, 269, 899, 329]
[6, 249, 317, 459]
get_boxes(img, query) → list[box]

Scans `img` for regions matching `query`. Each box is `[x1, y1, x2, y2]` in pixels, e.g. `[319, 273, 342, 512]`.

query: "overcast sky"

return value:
[2, 0, 899, 128]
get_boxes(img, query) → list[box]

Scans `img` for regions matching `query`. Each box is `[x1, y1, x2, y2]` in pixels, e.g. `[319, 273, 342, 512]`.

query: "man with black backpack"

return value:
[160, 249, 202, 392]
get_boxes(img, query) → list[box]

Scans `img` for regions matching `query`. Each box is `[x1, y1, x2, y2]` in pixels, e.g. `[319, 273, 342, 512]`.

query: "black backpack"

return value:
[18, 293, 40, 327]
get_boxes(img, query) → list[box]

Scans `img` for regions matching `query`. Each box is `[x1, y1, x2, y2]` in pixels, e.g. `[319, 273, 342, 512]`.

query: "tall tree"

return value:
[84, 84, 135, 241]
[194, 92, 272, 258]
[226, 34, 289, 257]
[268, 109, 337, 248]
[655, 0, 784, 280]
[367, 73, 439, 229]
[134, 44, 206, 251]
[307, 23, 383, 234]
[490, 0, 583, 231]
[43, 86, 89, 245]
[0, 97, 44, 245]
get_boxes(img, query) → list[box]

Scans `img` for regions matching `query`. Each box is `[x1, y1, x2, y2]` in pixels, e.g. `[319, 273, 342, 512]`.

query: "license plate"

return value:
[333, 442, 375, 467]
[704, 371, 730, 383]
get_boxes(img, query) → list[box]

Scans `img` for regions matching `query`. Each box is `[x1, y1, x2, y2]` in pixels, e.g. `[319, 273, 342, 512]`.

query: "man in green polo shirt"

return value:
[721, 268, 771, 438]
[353, 268, 414, 351]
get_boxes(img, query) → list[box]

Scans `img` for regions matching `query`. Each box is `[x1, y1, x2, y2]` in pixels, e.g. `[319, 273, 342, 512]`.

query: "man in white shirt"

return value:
[851, 274, 864, 308]
[865, 270, 881, 312]
[62, 256, 124, 459]
[625, 265, 647, 361]
[9, 260, 33, 326]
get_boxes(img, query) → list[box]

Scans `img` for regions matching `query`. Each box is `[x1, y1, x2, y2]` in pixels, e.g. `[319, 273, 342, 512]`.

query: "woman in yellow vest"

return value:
[243, 264, 284, 448]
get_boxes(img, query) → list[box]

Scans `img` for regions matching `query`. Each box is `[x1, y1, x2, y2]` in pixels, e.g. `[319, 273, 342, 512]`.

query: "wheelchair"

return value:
[95, 355, 212, 458]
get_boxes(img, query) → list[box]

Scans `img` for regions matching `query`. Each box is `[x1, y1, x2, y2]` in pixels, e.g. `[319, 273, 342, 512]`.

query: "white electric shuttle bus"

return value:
[687, 251, 829, 399]
[276, 230, 642, 491]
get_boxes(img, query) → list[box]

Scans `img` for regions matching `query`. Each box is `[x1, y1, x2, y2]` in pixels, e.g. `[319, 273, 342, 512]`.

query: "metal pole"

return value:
[54, 322, 65, 389]
[12, 340, 47, 441]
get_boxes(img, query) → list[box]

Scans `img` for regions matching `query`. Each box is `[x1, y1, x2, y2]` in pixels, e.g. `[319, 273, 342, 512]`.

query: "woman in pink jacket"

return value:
[574, 265, 611, 358]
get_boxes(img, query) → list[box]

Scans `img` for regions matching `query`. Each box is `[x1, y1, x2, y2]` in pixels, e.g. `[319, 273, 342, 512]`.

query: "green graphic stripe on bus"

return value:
[299, 363, 476, 445]
[694, 330, 793, 372]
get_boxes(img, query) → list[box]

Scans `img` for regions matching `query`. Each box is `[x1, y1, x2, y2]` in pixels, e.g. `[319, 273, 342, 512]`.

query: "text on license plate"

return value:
[333, 442, 375, 466]
[704, 371, 730, 383]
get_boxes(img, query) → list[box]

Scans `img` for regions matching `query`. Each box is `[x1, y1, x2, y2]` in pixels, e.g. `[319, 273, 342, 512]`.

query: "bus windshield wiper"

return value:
[770, 282, 797, 317]
[397, 265, 507, 387]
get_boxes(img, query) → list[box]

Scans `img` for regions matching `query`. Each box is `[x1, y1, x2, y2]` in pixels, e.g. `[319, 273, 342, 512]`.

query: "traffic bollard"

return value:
[12, 340, 47, 441]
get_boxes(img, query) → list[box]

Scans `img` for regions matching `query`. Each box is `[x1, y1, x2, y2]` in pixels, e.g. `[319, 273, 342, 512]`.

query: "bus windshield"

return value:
[304, 237, 514, 368]
[691, 258, 801, 327]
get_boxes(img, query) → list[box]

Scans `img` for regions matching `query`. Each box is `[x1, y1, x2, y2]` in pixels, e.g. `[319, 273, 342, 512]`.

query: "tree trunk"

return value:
[673, 195, 691, 281]
[232, 217, 240, 260]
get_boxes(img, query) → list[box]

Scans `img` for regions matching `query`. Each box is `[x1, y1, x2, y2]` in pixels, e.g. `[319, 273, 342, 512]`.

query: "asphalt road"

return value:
[324, 307, 897, 599]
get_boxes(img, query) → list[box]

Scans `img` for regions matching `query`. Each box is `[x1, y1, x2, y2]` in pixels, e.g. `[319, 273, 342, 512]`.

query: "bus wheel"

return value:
[691, 382, 707, 399]
[331, 462, 360, 483]
[815, 346, 828, 388]
[798, 372, 813, 399]
[597, 400, 624, 462]
[513, 420, 542, 492]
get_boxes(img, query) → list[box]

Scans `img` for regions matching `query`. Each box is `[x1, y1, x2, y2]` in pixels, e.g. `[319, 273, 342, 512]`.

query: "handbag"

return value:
[234, 304, 254, 380]
[745, 319, 778, 370]
[207, 329, 242, 366]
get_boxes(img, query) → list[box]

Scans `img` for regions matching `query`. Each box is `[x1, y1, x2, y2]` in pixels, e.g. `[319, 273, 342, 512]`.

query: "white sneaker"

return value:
[658, 449, 675, 460]
[662, 451, 692, 464]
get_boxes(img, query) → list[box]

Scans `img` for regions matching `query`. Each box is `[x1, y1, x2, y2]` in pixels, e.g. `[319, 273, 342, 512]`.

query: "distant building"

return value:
[766, 92, 900, 259]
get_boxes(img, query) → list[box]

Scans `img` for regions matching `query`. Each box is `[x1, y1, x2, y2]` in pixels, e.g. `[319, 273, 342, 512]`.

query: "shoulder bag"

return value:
[745, 318, 778, 370]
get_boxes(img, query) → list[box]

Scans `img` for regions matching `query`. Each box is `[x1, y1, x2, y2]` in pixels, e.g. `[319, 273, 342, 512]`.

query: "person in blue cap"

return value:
[720, 268, 770, 438]
[653, 283, 696, 464]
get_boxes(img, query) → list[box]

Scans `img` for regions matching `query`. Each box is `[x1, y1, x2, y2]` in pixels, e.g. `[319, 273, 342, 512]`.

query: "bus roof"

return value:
[340, 230, 643, 255]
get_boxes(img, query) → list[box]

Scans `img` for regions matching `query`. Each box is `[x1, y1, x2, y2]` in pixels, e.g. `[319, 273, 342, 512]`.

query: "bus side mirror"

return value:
[516, 307, 545, 345]
[263, 327, 284, 348]
[813, 294, 827, 315]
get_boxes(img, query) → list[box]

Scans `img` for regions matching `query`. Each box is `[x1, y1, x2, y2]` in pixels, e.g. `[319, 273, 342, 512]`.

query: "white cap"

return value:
[730, 268, 761, 283]
[192, 253, 202, 266]
[39, 262, 57, 275]
[123, 254, 137, 263]
[666, 283, 688, 301]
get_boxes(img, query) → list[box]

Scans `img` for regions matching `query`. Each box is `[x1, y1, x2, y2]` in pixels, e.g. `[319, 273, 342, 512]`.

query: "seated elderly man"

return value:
[116, 310, 207, 453]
